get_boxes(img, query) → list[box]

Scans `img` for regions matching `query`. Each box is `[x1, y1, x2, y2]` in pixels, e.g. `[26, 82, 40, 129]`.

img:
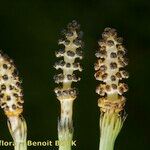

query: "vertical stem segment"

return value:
[58, 100, 73, 150]
[15, 142, 27, 150]
[99, 113, 125, 150]
[7, 116, 27, 150]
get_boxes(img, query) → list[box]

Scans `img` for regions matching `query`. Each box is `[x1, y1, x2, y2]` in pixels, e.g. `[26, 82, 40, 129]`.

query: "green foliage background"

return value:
[0, 0, 149, 150]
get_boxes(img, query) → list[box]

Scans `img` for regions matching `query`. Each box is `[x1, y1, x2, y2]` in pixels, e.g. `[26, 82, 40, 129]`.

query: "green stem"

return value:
[7, 115, 27, 150]
[58, 121, 73, 150]
[14, 141, 27, 150]
[99, 112, 125, 150]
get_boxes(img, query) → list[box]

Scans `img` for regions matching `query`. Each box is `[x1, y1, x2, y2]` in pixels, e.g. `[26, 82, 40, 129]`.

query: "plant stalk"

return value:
[99, 112, 125, 150]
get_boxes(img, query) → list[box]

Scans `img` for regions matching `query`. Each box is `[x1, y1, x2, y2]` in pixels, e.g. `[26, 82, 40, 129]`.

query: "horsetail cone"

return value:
[54, 20, 83, 101]
[95, 27, 129, 113]
[0, 50, 27, 149]
[95, 28, 129, 150]
[0, 51, 24, 117]
[54, 20, 83, 150]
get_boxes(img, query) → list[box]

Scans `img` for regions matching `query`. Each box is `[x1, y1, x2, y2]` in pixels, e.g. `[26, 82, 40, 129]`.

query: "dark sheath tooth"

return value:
[72, 74, 77, 80]
[67, 20, 78, 30]
[13, 93, 18, 98]
[123, 58, 129, 65]
[59, 49, 65, 54]
[96, 85, 105, 96]
[118, 83, 128, 93]
[123, 83, 128, 91]
[67, 74, 72, 80]
[110, 62, 117, 69]
[2, 74, 8, 80]
[59, 74, 64, 81]
[67, 50, 75, 57]
[100, 46, 106, 51]
[121, 70, 129, 78]
[111, 84, 117, 89]
[98, 39, 106, 46]
[12, 69, 18, 77]
[12, 104, 17, 110]
[54, 61, 59, 68]
[117, 50, 125, 57]
[54, 74, 64, 83]
[107, 40, 114, 47]
[110, 52, 117, 58]
[67, 20, 80, 30]
[62, 90, 69, 96]
[7, 96, 11, 101]
[64, 39, 70, 45]
[55, 49, 65, 57]
[72, 74, 80, 81]
[116, 72, 122, 79]
[117, 37, 123, 43]
[76, 49, 83, 57]
[73, 63, 78, 68]
[59, 60, 65, 66]
[66, 31, 73, 37]
[118, 57, 128, 67]
[3, 64, 8, 69]
[102, 28, 117, 38]
[9, 85, 14, 90]
[66, 63, 71, 68]
[116, 44, 124, 51]
[104, 27, 112, 32]
[110, 28, 117, 36]
[1, 84, 6, 90]
[118, 87, 124, 94]
[0, 93, 4, 98]
[55, 88, 62, 96]
[99, 50, 107, 58]
[101, 73, 108, 80]
[16, 82, 21, 87]
[105, 85, 111, 92]
[54, 75, 59, 82]
[95, 71, 102, 79]
[17, 102, 23, 108]
[69, 89, 76, 96]
[99, 65, 107, 72]
[110, 75, 116, 81]
[1, 102, 6, 108]
[73, 39, 82, 46]
[102, 31, 109, 39]
[4, 105, 9, 111]
[54, 60, 65, 68]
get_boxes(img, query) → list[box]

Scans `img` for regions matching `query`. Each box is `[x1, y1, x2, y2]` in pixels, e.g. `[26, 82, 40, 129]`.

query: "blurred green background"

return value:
[0, 0, 150, 150]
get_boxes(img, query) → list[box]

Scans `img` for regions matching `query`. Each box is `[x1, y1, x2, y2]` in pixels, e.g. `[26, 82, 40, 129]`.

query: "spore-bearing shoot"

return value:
[54, 20, 83, 102]
[0, 50, 24, 117]
[95, 28, 129, 113]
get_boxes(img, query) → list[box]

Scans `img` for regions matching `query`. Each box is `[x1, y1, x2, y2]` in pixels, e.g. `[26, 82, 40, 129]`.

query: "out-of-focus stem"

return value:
[7, 116, 27, 150]
[15, 142, 27, 150]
